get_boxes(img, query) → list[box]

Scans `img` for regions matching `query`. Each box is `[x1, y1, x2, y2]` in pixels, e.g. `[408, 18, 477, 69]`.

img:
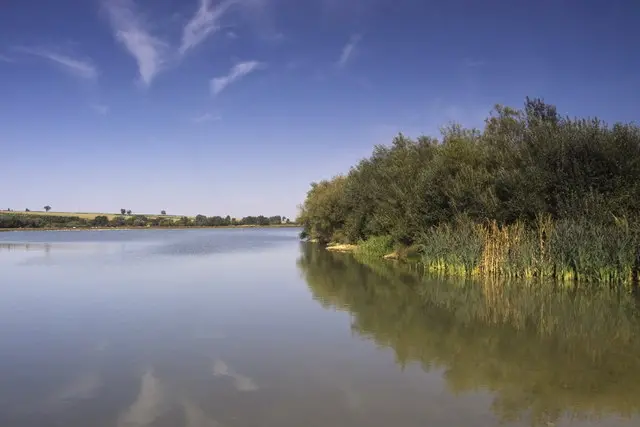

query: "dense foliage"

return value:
[0, 213, 293, 229]
[297, 98, 640, 285]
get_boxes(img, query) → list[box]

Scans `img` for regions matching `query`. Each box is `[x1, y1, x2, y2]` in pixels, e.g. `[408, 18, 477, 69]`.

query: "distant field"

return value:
[0, 211, 178, 220]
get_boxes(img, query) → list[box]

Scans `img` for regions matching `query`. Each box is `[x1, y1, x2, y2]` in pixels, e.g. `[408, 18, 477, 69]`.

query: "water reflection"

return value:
[212, 360, 259, 392]
[3, 229, 640, 426]
[0, 243, 52, 252]
[117, 370, 165, 427]
[297, 243, 640, 426]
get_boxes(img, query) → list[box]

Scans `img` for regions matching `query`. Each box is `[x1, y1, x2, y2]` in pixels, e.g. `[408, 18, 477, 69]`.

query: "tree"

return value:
[25, 208, 30, 212]
[44, 206, 51, 213]
[92, 216, 110, 227]
[110, 216, 126, 227]
[161, 210, 166, 215]
[121, 209, 126, 215]
[126, 210, 132, 215]
[195, 214, 208, 226]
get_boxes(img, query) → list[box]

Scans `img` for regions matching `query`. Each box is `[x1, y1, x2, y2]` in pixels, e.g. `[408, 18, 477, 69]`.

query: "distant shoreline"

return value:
[0, 224, 301, 233]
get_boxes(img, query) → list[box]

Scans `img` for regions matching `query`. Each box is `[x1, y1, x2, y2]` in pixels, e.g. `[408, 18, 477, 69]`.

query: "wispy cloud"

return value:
[0, 54, 15, 63]
[464, 58, 486, 68]
[14, 47, 97, 79]
[210, 60, 263, 95]
[191, 112, 220, 123]
[104, 0, 169, 86]
[337, 34, 361, 68]
[90, 104, 110, 115]
[180, 0, 236, 55]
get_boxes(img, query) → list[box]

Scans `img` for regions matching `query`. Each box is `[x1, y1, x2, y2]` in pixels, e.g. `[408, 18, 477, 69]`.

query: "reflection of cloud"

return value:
[212, 359, 230, 376]
[212, 359, 258, 392]
[233, 375, 258, 392]
[47, 372, 102, 406]
[192, 330, 226, 340]
[92, 338, 109, 353]
[183, 399, 224, 427]
[118, 369, 165, 427]
[340, 382, 364, 414]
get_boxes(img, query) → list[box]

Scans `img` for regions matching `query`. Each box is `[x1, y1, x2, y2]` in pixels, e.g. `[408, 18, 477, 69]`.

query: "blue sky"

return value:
[1, 0, 638, 217]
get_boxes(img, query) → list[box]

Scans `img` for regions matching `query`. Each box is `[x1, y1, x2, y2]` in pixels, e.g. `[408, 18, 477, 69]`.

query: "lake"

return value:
[1, 228, 639, 427]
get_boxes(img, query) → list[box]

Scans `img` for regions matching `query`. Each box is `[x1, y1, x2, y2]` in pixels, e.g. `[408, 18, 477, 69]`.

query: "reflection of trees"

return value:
[297, 243, 640, 426]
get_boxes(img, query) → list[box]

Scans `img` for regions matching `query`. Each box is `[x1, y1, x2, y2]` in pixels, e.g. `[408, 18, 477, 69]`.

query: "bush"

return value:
[297, 97, 640, 286]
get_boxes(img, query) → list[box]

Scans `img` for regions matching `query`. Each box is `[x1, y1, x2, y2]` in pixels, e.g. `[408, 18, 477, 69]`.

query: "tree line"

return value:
[0, 213, 294, 229]
[297, 97, 640, 286]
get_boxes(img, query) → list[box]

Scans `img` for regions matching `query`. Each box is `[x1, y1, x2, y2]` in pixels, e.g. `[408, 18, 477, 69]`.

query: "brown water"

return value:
[1, 229, 639, 427]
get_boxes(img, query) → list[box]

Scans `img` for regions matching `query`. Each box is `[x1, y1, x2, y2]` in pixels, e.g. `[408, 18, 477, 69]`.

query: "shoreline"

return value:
[0, 224, 301, 233]
[316, 239, 639, 287]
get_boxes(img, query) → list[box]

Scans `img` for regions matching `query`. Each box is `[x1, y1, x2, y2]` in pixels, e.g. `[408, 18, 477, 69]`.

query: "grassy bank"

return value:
[322, 216, 640, 288]
[0, 224, 301, 232]
[0, 210, 169, 221]
[0, 212, 297, 230]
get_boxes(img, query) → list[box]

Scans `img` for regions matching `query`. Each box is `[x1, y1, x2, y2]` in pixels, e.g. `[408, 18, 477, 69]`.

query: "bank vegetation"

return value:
[297, 98, 640, 287]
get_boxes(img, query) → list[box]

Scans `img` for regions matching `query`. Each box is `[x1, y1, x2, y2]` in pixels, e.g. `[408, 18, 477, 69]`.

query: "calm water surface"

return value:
[1, 228, 640, 426]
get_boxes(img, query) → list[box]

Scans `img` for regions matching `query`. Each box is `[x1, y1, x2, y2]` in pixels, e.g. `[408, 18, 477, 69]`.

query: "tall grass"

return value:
[415, 215, 640, 288]
[354, 235, 395, 260]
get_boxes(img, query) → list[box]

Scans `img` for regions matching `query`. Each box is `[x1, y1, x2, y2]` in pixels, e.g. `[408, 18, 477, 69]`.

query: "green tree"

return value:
[44, 206, 51, 213]
[161, 210, 166, 215]
[92, 216, 110, 227]
[121, 209, 126, 215]
[194, 214, 208, 226]
[297, 97, 640, 250]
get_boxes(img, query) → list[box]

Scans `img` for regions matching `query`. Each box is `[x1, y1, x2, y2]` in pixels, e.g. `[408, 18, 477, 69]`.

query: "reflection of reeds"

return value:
[417, 216, 640, 287]
[297, 244, 640, 426]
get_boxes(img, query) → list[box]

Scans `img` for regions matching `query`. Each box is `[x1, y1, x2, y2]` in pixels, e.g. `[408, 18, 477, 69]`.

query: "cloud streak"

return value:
[104, 0, 168, 86]
[464, 58, 486, 68]
[180, 0, 236, 55]
[337, 34, 361, 68]
[210, 61, 263, 95]
[0, 54, 15, 63]
[191, 112, 221, 123]
[90, 104, 110, 115]
[14, 47, 97, 79]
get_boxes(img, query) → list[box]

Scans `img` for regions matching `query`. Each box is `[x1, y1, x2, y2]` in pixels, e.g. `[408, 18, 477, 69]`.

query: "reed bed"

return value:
[417, 216, 640, 288]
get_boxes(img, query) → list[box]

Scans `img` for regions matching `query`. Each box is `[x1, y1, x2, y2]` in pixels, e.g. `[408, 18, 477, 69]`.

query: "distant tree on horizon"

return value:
[44, 206, 51, 213]
[161, 210, 166, 215]
[25, 208, 30, 212]
[126, 210, 132, 215]
[121, 208, 126, 215]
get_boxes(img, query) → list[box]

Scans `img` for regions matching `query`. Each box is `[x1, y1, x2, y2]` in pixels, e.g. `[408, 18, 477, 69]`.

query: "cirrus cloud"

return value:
[337, 34, 361, 68]
[180, 0, 237, 55]
[13, 47, 98, 80]
[210, 60, 264, 95]
[104, 0, 169, 86]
